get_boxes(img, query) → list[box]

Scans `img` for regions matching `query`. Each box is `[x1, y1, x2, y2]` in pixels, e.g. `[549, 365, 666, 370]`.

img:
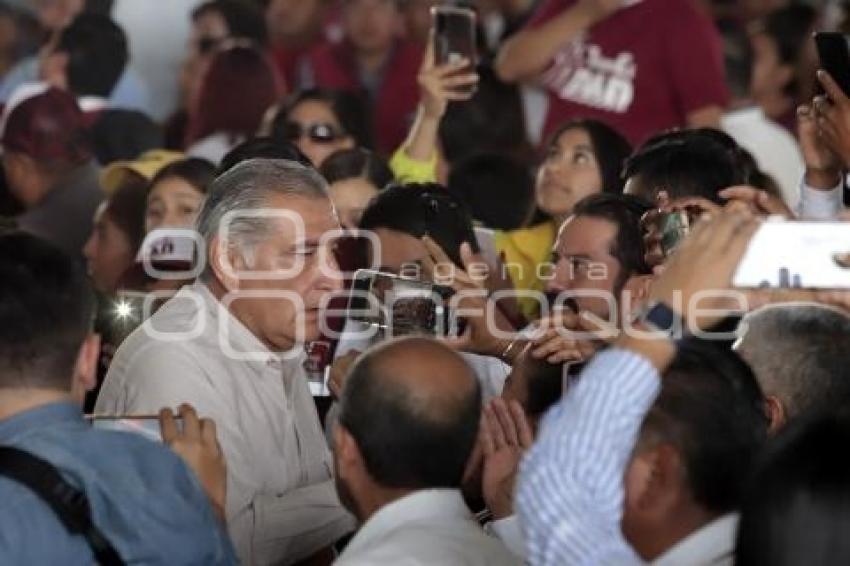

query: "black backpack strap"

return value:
[0, 446, 124, 566]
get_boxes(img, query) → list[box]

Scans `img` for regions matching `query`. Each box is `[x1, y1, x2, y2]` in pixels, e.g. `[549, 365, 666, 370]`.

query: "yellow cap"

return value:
[100, 149, 185, 194]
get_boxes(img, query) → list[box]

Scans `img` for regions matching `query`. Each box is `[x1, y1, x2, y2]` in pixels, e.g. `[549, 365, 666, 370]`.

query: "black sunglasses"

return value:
[282, 121, 344, 144]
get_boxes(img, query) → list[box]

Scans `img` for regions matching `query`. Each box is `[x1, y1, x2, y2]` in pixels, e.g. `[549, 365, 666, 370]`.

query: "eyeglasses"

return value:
[282, 121, 345, 144]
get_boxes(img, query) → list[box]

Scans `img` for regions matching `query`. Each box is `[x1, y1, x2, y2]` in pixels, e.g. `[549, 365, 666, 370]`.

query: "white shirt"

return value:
[721, 106, 805, 208]
[652, 514, 739, 566]
[95, 282, 355, 565]
[335, 489, 521, 566]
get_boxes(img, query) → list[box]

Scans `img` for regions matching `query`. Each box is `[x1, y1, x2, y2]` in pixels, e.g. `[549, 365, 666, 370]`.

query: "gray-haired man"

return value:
[96, 159, 355, 565]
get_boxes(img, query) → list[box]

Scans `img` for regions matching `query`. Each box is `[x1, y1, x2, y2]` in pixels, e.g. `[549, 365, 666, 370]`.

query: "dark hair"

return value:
[90, 109, 163, 165]
[359, 183, 480, 267]
[760, 4, 817, 98]
[339, 342, 482, 489]
[641, 339, 769, 514]
[439, 66, 530, 164]
[548, 119, 633, 195]
[623, 129, 748, 204]
[273, 88, 374, 150]
[447, 153, 534, 232]
[571, 193, 652, 290]
[319, 148, 393, 190]
[187, 45, 282, 145]
[55, 13, 128, 98]
[149, 158, 216, 196]
[219, 136, 313, 174]
[105, 177, 147, 253]
[192, 0, 268, 47]
[735, 410, 850, 566]
[0, 232, 94, 389]
[738, 305, 850, 421]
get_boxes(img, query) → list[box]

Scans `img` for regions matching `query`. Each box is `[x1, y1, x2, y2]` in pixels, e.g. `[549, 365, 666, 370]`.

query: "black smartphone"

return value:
[346, 269, 455, 338]
[432, 5, 477, 92]
[814, 32, 850, 98]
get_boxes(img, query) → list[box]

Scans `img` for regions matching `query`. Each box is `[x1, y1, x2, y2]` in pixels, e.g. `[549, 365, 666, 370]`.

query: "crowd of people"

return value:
[0, 0, 850, 564]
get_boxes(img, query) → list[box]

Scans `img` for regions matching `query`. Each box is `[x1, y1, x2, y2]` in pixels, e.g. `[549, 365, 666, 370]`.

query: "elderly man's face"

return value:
[227, 194, 343, 351]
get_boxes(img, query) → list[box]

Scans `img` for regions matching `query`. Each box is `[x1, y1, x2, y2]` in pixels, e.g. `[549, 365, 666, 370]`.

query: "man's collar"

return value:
[192, 281, 305, 369]
[0, 401, 82, 443]
[651, 513, 740, 566]
[342, 489, 471, 557]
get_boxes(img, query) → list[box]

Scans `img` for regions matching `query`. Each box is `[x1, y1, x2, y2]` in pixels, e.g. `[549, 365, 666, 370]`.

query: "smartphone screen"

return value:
[814, 32, 850, 98]
[733, 220, 850, 289]
[346, 269, 453, 337]
[87, 415, 182, 443]
[432, 5, 477, 80]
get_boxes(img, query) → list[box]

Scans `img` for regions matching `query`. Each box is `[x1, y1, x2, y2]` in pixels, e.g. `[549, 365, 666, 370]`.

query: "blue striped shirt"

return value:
[516, 348, 661, 565]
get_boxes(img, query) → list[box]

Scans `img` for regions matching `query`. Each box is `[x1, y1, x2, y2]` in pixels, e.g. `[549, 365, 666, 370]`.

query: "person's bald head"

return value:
[338, 337, 481, 490]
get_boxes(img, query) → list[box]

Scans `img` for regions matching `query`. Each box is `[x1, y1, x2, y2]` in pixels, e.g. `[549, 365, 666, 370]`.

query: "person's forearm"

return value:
[516, 348, 661, 564]
[495, 3, 601, 82]
[403, 105, 441, 162]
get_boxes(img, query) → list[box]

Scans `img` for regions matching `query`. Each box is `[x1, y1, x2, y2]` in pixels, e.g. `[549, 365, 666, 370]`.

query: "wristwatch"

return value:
[632, 301, 684, 338]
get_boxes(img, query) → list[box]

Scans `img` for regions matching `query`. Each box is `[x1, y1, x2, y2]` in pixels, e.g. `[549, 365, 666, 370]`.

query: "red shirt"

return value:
[528, 0, 729, 145]
[305, 40, 423, 155]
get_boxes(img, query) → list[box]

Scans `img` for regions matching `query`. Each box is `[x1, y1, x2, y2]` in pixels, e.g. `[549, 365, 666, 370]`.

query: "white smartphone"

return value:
[733, 220, 850, 289]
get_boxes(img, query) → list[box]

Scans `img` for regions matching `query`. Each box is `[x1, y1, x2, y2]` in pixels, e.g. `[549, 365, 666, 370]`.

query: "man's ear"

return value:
[70, 333, 100, 403]
[623, 274, 654, 312]
[209, 236, 243, 292]
[628, 443, 684, 518]
[333, 424, 364, 477]
[764, 395, 787, 435]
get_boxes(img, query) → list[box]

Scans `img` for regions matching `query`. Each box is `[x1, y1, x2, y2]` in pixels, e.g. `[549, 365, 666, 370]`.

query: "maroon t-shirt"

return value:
[528, 0, 729, 145]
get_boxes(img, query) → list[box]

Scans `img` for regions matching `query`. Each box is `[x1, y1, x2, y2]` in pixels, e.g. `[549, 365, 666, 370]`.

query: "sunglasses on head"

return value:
[282, 122, 344, 144]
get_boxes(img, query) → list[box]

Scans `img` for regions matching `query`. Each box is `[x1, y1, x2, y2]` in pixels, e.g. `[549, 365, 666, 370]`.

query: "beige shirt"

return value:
[335, 489, 520, 566]
[95, 282, 355, 565]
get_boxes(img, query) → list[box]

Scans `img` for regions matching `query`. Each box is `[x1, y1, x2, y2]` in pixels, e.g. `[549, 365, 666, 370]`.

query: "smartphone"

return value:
[87, 415, 182, 443]
[346, 269, 454, 338]
[660, 211, 691, 256]
[432, 5, 477, 90]
[733, 220, 850, 289]
[814, 32, 850, 98]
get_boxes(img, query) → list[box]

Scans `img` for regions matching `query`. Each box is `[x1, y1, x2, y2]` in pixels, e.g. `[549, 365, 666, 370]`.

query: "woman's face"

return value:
[83, 205, 135, 294]
[328, 177, 380, 230]
[286, 100, 355, 166]
[145, 176, 205, 233]
[535, 127, 603, 220]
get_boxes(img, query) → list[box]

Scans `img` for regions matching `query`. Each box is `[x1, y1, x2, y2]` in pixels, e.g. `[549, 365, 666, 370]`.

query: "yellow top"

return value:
[389, 146, 438, 184]
[493, 221, 558, 321]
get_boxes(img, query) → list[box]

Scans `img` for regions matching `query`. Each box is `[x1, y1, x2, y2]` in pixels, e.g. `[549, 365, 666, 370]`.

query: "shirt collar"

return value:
[192, 281, 305, 371]
[78, 96, 109, 113]
[0, 401, 82, 443]
[342, 489, 471, 557]
[652, 513, 739, 566]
